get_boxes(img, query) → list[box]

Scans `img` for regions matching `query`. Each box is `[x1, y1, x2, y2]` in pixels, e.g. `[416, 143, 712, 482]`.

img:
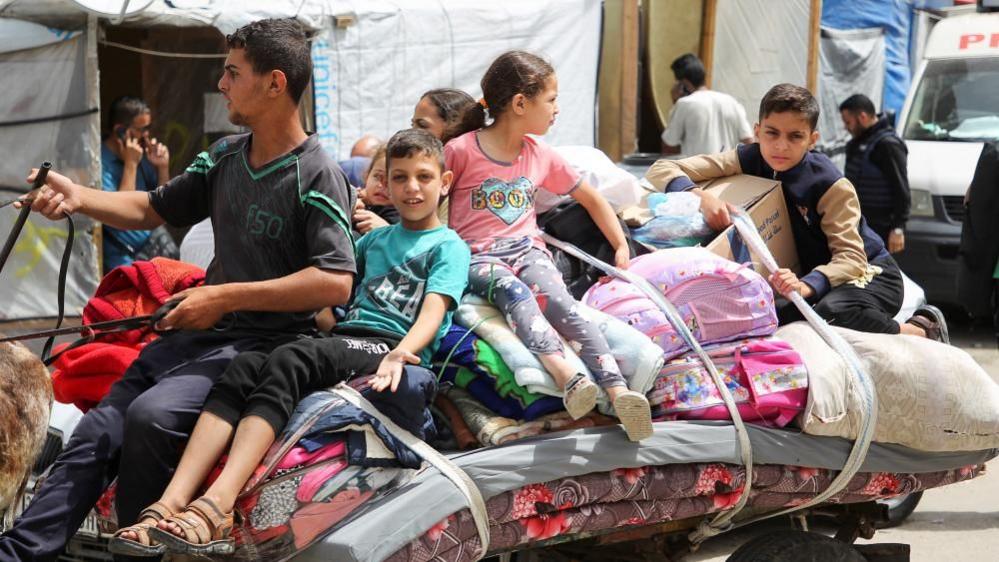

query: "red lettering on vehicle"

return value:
[992, 33, 999, 48]
[960, 33, 984, 49]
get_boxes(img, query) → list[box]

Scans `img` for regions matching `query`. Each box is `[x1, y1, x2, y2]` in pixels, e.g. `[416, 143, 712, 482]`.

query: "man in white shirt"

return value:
[661, 53, 753, 157]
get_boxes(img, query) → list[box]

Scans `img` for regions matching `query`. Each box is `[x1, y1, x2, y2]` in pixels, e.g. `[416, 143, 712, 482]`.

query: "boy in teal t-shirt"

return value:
[110, 129, 469, 555]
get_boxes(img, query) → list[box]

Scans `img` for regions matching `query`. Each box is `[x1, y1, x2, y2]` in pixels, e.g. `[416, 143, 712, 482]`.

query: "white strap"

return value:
[331, 384, 491, 558]
[542, 233, 755, 536]
[709, 211, 877, 531]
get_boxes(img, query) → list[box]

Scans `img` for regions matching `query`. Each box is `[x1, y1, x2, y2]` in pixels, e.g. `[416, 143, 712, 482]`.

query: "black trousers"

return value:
[0, 330, 295, 562]
[779, 256, 904, 334]
[203, 330, 400, 435]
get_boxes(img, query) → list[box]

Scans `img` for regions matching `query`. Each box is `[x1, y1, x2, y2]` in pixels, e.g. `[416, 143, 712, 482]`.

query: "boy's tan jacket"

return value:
[638, 150, 872, 290]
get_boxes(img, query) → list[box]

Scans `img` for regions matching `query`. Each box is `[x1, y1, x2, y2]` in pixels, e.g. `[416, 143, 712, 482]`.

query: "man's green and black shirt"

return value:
[149, 133, 355, 332]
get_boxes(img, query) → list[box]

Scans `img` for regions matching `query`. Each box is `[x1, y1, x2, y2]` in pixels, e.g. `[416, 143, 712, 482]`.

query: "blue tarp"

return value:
[821, 0, 914, 118]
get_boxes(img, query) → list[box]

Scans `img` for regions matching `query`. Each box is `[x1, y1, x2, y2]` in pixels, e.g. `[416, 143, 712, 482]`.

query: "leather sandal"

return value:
[146, 496, 235, 556]
[906, 305, 950, 344]
[108, 501, 173, 557]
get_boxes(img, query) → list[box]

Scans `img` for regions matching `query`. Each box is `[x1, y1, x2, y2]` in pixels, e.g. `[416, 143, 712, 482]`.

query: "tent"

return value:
[0, 0, 602, 319]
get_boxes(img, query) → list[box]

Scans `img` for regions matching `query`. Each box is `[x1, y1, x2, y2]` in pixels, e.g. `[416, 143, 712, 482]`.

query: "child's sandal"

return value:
[107, 501, 173, 557]
[563, 373, 598, 420]
[613, 390, 654, 442]
[146, 496, 235, 556]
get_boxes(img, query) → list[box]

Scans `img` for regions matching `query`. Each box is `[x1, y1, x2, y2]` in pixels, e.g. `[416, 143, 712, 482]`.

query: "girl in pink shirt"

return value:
[445, 51, 652, 441]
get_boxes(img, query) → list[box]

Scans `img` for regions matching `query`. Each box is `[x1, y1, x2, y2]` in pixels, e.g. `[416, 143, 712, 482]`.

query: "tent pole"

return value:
[700, 0, 717, 89]
[807, 0, 823, 93]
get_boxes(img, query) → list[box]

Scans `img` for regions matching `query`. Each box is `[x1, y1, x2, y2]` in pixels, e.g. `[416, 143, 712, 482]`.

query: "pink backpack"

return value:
[648, 337, 808, 427]
[582, 247, 777, 359]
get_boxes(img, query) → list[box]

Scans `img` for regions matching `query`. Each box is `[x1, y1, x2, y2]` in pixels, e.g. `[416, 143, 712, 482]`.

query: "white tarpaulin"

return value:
[0, 0, 602, 318]
[0, 18, 100, 319]
[709, 0, 810, 125]
[817, 26, 886, 170]
[311, 0, 601, 159]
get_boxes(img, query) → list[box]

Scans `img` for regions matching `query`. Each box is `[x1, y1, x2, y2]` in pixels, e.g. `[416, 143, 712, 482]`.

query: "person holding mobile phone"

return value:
[101, 96, 174, 271]
[661, 53, 753, 158]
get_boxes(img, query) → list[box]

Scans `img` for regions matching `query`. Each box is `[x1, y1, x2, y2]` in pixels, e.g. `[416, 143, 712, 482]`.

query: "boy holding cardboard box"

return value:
[644, 83, 946, 342]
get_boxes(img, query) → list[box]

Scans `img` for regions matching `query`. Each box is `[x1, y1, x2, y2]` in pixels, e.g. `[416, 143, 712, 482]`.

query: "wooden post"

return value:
[620, 0, 639, 157]
[700, 0, 717, 88]
[597, 0, 639, 162]
[806, 0, 823, 93]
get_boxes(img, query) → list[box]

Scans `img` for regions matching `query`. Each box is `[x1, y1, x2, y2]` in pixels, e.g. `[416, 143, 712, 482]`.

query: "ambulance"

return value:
[895, 10, 999, 303]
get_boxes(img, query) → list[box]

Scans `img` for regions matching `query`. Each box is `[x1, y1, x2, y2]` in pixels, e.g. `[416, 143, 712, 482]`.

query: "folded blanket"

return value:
[454, 296, 664, 413]
[52, 259, 206, 411]
[84, 257, 205, 345]
[433, 394, 479, 450]
[51, 342, 143, 412]
[445, 387, 615, 447]
[454, 296, 588, 398]
[434, 325, 564, 421]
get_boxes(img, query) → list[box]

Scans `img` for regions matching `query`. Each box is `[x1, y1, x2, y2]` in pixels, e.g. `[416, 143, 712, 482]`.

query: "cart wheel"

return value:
[726, 530, 866, 562]
[876, 491, 923, 528]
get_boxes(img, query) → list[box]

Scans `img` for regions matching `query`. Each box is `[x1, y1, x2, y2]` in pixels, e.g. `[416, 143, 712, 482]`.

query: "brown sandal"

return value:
[905, 305, 950, 344]
[146, 496, 235, 556]
[108, 501, 172, 557]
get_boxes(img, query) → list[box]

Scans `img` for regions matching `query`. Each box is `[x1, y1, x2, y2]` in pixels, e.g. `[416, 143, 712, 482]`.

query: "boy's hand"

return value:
[372, 348, 420, 393]
[21, 168, 82, 219]
[698, 190, 732, 231]
[769, 268, 814, 299]
[613, 245, 631, 269]
[156, 285, 232, 331]
[353, 209, 389, 234]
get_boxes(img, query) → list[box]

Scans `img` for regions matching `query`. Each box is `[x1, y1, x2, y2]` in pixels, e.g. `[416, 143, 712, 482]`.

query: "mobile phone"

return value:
[115, 125, 127, 141]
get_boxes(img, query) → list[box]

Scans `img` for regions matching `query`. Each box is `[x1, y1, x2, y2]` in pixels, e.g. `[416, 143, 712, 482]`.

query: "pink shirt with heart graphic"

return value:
[444, 131, 581, 255]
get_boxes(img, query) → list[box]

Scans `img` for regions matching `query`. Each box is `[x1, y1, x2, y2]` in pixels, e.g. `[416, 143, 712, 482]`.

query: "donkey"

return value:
[0, 339, 52, 525]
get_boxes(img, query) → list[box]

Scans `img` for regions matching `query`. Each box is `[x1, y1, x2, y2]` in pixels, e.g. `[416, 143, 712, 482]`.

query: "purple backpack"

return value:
[582, 247, 777, 359]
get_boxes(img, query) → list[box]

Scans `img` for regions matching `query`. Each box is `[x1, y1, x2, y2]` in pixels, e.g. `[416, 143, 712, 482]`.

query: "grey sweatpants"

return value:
[467, 242, 626, 389]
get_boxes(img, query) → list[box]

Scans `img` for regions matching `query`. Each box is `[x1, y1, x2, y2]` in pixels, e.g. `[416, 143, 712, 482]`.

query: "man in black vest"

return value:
[840, 94, 910, 254]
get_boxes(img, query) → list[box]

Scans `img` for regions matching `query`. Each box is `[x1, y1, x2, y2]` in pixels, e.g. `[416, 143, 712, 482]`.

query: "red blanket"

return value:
[52, 258, 205, 411]
[83, 257, 205, 345]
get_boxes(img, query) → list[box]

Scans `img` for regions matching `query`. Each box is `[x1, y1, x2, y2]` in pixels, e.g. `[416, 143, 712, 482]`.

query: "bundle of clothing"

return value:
[429, 293, 666, 449]
[227, 368, 438, 558]
[93, 367, 439, 559]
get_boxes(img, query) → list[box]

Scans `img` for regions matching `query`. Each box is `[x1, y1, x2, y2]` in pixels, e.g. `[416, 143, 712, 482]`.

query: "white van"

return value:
[895, 11, 999, 304]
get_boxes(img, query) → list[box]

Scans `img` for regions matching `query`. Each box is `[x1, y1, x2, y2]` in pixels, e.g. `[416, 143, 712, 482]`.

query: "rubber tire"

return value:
[876, 491, 924, 528]
[726, 530, 866, 562]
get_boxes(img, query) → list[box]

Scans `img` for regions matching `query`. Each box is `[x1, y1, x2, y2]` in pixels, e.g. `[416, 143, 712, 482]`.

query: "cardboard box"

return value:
[702, 174, 800, 275]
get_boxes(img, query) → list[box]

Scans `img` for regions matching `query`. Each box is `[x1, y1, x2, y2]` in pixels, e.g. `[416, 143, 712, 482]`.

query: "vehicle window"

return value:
[904, 57, 999, 141]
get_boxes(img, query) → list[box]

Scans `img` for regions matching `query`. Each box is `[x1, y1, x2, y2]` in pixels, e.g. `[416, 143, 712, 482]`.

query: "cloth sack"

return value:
[778, 322, 999, 452]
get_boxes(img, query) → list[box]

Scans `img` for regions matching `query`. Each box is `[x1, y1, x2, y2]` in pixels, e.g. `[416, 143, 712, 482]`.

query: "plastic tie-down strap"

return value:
[542, 212, 878, 545]
[331, 384, 491, 557]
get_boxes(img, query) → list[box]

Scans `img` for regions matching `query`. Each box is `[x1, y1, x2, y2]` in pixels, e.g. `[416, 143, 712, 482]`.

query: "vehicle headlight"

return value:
[910, 188, 933, 217]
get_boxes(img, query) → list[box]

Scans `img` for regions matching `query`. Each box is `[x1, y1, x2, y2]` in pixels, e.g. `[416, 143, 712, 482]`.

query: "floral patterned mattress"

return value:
[386, 462, 984, 562]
